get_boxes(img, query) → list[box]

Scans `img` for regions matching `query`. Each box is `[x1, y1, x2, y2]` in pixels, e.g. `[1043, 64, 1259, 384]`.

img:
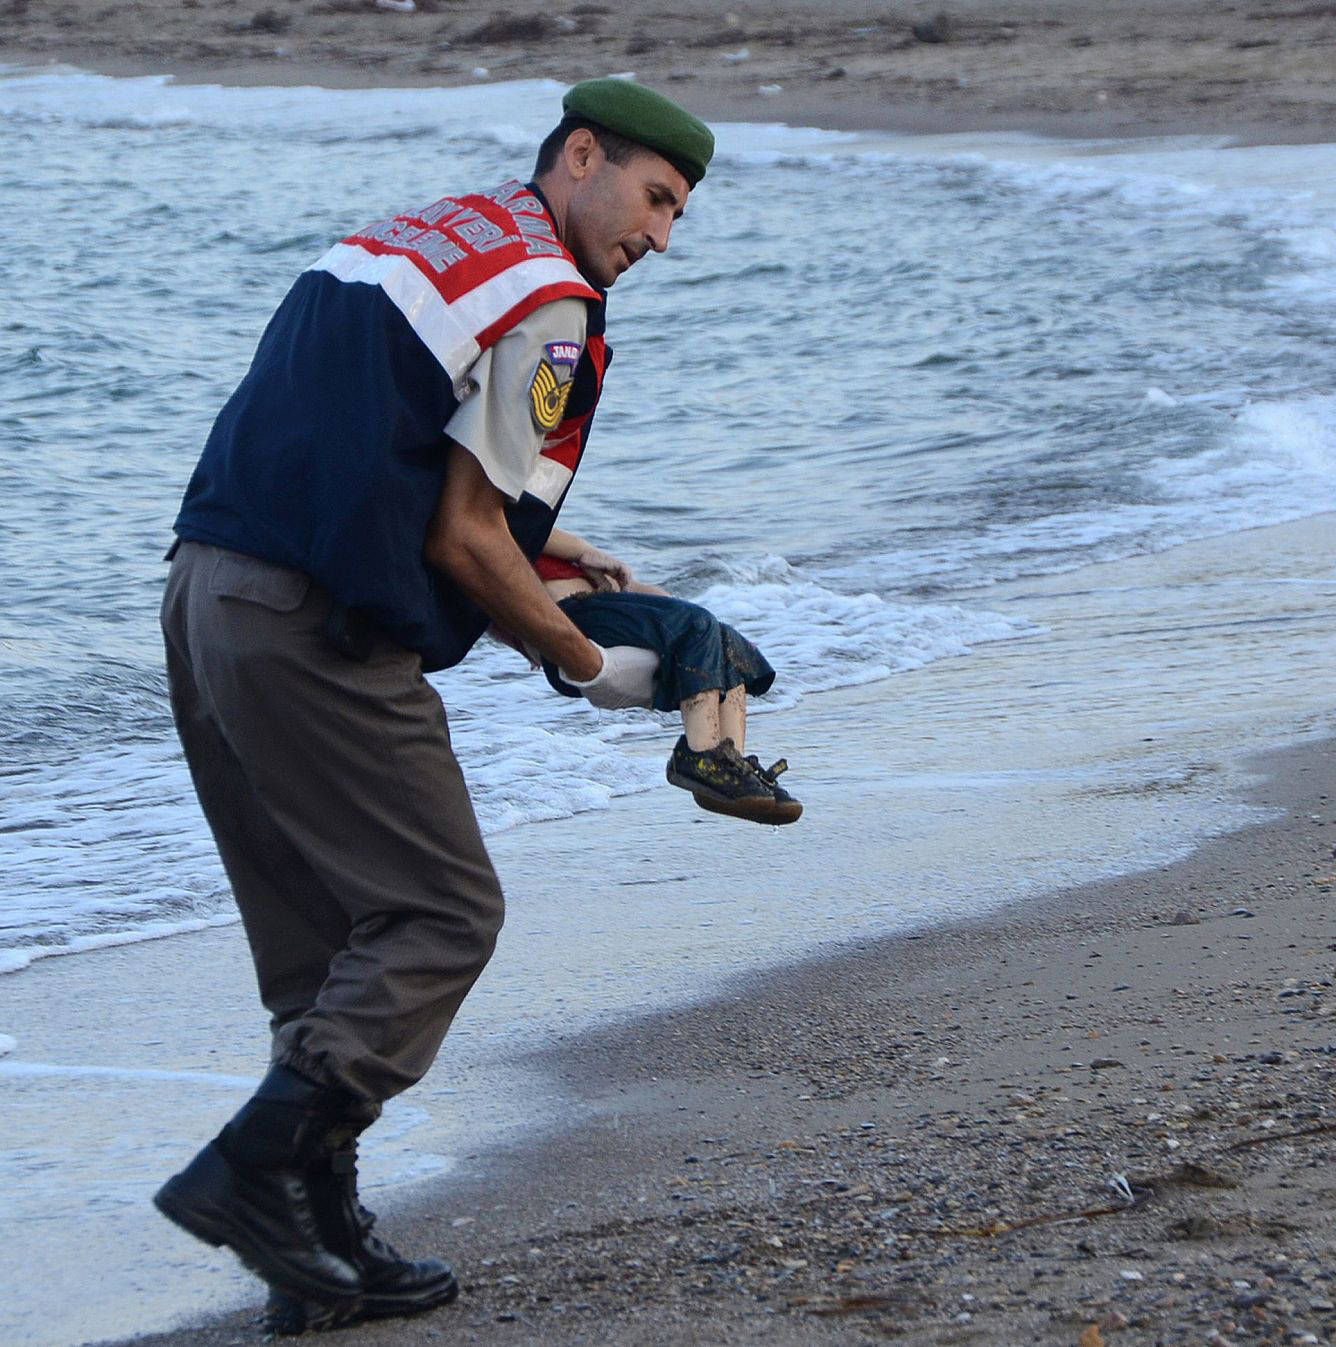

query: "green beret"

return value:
[562, 78, 714, 188]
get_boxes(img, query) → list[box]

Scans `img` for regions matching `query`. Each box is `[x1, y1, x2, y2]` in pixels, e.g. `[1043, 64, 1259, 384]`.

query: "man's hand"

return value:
[575, 545, 633, 592]
[561, 643, 658, 709]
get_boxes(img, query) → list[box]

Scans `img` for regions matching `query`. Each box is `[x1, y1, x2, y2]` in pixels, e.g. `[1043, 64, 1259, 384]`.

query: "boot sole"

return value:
[264, 1296, 362, 1336]
[266, 1274, 459, 1335]
[363, 1273, 460, 1318]
[692, 791, 803, 825]
[666, 767, 802, 825]
[154, 1166, 362, 1306]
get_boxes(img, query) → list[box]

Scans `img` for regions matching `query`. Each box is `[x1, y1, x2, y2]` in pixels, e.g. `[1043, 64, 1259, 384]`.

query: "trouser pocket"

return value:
[206, 549, 311, 612]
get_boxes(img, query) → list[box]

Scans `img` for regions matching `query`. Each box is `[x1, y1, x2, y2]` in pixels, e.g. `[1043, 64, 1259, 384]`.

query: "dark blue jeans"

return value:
[543, 591, 775, 712]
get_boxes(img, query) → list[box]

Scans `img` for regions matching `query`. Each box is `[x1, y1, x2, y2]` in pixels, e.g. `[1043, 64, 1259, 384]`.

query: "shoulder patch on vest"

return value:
[528, 342, 581, 432]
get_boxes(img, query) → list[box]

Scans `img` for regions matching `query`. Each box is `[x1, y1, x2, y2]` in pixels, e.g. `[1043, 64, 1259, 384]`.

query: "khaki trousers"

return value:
[161, 542, 504, 1105]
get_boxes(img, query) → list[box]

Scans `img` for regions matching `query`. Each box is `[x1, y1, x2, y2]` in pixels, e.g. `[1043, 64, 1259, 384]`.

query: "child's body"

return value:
[534, 527, 801, 825]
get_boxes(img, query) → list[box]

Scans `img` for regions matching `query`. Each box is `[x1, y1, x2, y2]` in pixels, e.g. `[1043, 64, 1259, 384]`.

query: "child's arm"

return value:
[542, 526, 592, 562]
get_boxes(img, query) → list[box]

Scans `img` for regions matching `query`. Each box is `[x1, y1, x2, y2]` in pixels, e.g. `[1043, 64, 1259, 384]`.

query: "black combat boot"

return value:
[153, 1065, 363, 1306]
[263, 1139, 458, 1335]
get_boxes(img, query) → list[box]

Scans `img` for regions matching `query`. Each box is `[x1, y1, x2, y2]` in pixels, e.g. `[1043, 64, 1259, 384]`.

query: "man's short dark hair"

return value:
[533, 115, 646, 178]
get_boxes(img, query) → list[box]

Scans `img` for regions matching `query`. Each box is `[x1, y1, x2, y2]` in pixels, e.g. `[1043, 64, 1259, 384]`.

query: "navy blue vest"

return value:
[174, 182, 606, 671]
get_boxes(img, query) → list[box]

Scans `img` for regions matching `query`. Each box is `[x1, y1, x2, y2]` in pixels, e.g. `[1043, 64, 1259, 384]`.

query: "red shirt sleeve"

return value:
[535, 554, 584, 582]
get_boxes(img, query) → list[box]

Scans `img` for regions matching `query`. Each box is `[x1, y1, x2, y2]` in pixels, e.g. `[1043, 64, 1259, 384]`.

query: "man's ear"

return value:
[562, 128, 598, 181]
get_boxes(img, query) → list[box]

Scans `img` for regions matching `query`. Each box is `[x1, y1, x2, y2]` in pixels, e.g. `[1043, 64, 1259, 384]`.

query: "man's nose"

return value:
[646, 211, 673, 254]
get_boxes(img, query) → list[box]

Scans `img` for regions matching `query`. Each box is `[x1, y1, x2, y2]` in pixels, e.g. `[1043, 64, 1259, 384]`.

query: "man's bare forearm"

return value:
[439, 528, 602, 679]
[425, 444, 603, 681]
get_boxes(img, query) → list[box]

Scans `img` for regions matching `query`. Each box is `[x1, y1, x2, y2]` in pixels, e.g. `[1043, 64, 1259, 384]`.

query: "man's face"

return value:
[562, 141, 689, 289]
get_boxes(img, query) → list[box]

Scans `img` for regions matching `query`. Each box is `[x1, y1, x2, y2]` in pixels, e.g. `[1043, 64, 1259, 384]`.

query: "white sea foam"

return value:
[0, 914, 243, 975]
[0, 1060, 257, 1086]
[1149, 395, 1336, 517]
[0, 65, 550, 130]
[936, 138, 1336, 304]
[696, 563, 1038, 700]
[832, 391, 1336, 594]
[0, 64, 857, 163]
[0, 552, 1031, 969]
[717, 122, 1336, 305]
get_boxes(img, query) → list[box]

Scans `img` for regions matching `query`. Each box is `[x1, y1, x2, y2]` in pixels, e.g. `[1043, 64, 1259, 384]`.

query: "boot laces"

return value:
[356, 1201, 406, 1262]
[332, 1146, 407, 1263]
[744, 754, 788, 787]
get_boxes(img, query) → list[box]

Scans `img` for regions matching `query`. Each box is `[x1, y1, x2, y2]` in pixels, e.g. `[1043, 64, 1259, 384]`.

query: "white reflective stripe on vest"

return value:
[307, 243, 590, 388]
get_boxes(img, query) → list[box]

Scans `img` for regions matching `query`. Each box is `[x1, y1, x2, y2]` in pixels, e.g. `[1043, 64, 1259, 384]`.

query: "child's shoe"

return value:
[666, 736, 803, 825]
[744, 753, 802, 819]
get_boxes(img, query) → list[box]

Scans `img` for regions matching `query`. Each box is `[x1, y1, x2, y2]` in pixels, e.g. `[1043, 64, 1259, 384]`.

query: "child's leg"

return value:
[681, 684, 746, 752]
[718, 684, 746, 752]
[680, 690, 721, 751]
[681, 683, 748, 753]
[667, 687, 801, 826]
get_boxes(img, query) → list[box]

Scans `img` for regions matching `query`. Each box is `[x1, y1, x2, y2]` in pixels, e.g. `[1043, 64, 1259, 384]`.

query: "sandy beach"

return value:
[87, 730, 1336, 1347]
[2, 0, 1335, 145]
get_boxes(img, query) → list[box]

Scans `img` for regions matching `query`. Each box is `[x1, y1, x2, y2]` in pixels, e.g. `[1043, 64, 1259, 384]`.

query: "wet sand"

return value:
[3, 0, 1336, 146]
[103, 731, 1336, 1346]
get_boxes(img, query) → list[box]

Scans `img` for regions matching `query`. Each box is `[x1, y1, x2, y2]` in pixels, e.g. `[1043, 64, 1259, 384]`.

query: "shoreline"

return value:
[4, 0, 1336, 147]
[4, 513, 1335, 1345]
[104, 730, 1336, 1347]
[7, 513, 1336, 986]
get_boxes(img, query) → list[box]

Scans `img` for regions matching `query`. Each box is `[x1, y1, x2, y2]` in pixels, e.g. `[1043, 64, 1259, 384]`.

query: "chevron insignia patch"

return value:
[528, 342, 581, 432]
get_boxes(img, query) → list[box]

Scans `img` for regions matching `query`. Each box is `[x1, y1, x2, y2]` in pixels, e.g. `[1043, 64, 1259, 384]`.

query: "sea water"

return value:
[2, 67, 1336, 1347]
[2, 69, 1333, 974]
